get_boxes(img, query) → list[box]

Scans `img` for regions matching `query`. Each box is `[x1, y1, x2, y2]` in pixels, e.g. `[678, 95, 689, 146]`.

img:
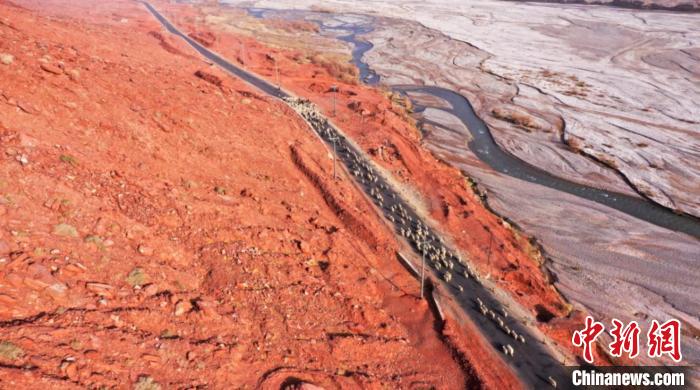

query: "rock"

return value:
[126, 267, 149, 287]
[46, 282, 68, 300]
[16, 154, 28, 165]
[142, 283, 159, 296]
[137, 244, 154, 256]
[40, 63, 62, 75]
[134, 375, 161, 390]
[63, 262, 87, 276]
[59, 154, 77, 165]
[66, 69, 80, 81]
[64, 362, 79, 380]
[53, 223, 78, 237]
[84, 235, 105, 250]
[86, 282, 114, 297]
[0, 53, 13, 65]
[16, 101, 39, 115]
[0, 341, 24, 361]
[174, 300, 192, 316]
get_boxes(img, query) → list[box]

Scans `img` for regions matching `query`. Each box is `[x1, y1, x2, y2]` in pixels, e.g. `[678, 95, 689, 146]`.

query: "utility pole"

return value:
[420, 250, 425, 299]
[274, 56, 280, 91]
[486, 232, 493, 266]
[330, 84, 338, 117]
[329, 135, 338, 181]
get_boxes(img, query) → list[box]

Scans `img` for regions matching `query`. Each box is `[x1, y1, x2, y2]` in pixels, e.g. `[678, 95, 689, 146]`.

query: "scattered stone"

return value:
[137, 244, 154, 256]
[160, 329, 178, 339]
[0, 53, 13, 65]
[16, 101, 40, 115]
[142, 283, 159, 296]
[63, 263, 87, 276]
[213, 186, 226, 195]
[174, 300, 192, 316]
[134, 375, 161, 390]
[53, 223, 78, 238]
[126, 267, 149, 287]
[86, 282, 114, 297]
[66, 69, 80, 81]
[16, 154, 29, 165]
[69, 339, 82, 351]
[46, 282, 68, 300]
[40, 62, 62, 75]
[0, 341, 24, 361]
[62, 361, 79, 380]
[84, 235, 105, 250]
[59, 154, 77, 166]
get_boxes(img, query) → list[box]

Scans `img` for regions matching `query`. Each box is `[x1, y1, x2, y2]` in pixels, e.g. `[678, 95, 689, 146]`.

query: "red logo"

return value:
[572, 316, 605, 364]
[609, 319, 640, 359]
[647, 319, 682, 362]
[572, 317, 682, 364]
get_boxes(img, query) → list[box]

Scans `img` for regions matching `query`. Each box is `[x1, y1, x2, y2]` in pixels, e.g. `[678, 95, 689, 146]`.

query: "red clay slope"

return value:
[159, 1, 615, 366]
[0, 0, 488, 387]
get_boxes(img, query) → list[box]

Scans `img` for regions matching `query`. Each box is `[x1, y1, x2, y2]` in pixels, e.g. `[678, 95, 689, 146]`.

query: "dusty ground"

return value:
[225, 0, 700, 366]
[0, 0, 498, 387]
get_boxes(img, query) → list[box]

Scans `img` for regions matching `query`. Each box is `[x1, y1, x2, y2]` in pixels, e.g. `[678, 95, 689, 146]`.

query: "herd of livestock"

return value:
[284, 97, 530, 362]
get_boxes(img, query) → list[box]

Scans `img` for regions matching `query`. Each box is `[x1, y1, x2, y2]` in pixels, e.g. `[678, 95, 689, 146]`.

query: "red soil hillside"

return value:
[153, 1, 608, 363]
[0, 0, 483, 387]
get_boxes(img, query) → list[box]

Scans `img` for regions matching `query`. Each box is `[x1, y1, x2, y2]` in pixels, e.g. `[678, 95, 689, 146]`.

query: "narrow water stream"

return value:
[247, 7, 699, 238]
